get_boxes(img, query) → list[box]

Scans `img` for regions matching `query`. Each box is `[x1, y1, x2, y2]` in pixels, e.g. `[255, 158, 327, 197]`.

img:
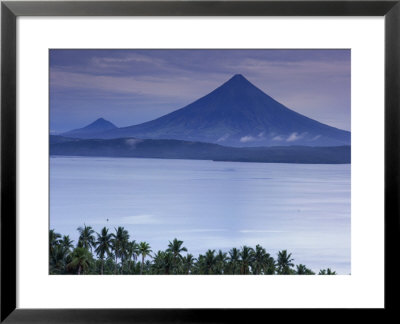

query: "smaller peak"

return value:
[94, 117, 107, 123]
[91, 118, 113, 126]
[87, 118, 117, 129]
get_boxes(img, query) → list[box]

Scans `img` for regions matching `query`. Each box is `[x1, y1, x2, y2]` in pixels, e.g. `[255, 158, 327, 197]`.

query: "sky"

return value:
[50, 49, 351, 133]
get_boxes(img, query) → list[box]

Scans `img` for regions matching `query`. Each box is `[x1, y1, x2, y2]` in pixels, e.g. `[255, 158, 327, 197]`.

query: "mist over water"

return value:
[50, 157, 351, 274]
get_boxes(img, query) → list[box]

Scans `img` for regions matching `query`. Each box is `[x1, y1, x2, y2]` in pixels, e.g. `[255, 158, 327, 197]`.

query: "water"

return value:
[50, 156, 351, 274]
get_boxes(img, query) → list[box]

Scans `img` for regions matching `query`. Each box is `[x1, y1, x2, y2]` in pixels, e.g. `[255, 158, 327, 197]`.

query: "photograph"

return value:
[49, 49, 351, 276]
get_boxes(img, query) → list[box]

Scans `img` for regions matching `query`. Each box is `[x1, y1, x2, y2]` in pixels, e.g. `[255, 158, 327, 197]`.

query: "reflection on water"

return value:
[50, 157, 351, 274]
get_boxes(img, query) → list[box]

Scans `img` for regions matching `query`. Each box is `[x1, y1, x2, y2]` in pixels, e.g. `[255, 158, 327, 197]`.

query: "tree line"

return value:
[49, 225, 337, 275]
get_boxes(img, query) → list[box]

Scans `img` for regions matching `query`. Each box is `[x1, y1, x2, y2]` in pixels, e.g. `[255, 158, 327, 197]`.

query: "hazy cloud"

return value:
[240, 135, 257, 143]
[125, 138, 143, 147]
[272, 135, 285, 141]
[217, 134, 230, 142]
[119, 214, 160, 225]
[168, 229, 228, 234]
[287, 132, 305, 142]
[239, 230, 288, 233]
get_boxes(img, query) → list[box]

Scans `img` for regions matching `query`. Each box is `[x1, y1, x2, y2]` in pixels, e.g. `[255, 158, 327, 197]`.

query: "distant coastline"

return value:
[50, 135, 351, 164]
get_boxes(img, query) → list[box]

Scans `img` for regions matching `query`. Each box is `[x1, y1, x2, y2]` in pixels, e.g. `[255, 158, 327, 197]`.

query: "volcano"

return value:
[63, 117, 117, 139]
[63, 74, 350, 147]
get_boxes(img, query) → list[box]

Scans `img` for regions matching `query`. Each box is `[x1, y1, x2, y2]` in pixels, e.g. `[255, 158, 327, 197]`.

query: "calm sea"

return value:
[50, 156, 351, 274]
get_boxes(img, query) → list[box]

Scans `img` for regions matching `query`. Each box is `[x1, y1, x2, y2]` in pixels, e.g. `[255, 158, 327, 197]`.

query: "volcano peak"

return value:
[218, 74, 259, 93]
[232, 73, 245, 79]
[226, 73, 250, 84]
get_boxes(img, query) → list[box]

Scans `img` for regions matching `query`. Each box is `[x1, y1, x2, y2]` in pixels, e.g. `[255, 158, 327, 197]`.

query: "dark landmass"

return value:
[50, 135, 350, 164]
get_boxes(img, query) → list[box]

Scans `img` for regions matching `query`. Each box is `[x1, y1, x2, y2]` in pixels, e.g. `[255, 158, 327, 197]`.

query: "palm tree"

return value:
[111, 226, 130, 274]
[95, 227, 113, 274]
[67, 247, 92, 275]
[50, 226, 342, 276]
[125, 240, 139, 274]
[252, 244, 275, 275]
[228, 248, 240, 274]
[296, 264, 315, 275]
[162, 252, 174, 274]
[77, 224, 96, 252]
[215, 250, 228, 274]
[152, 251, 173, 274]
[49, 234, 74, 274]
[240, 246, 254, 274]
[152, 251, 165, 274]
[204, 249, 216, 274]
[49, 229, 61, 254]
[144, 260, 152, 274]
[50, 244, 69, 274]
[138, 242, 152, 274]
[61, 235, 74, 251]
[182, 254, 196, 274]
[193, 254, 205, 274]
[103, 255, 117, 274]
[276, 250, 294, 274]
[319, 268, 337, 275]
[166, 238, 187, 273]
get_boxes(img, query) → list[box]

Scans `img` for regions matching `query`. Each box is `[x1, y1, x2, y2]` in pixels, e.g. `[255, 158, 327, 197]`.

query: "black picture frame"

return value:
[1, 0, 399, 322]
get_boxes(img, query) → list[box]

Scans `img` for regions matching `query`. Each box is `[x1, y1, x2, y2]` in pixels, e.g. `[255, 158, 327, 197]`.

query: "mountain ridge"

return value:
[62, 74, 350, 147]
